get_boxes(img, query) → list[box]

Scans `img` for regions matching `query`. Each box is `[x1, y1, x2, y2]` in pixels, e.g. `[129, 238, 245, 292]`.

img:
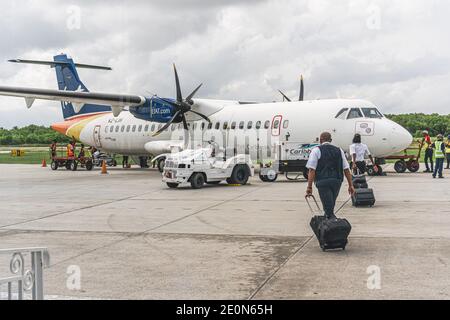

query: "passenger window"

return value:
[347, 108, 363, 119]
[256, 121, 261, 129]
[215, 122, 220, 130]
[121, 125, 125, 132]
[247, 121, 253, 129]
[171, 124, 176, 131]
[239, 121, 245, 129]
[201, 122, 205, 130]
[138, 125, 142, 132]
[273, 120, 280, 129]
[264, 120, 270, 129]
[110, 126, 114, 133]
[208, 122, 213, 130]
[223, 122, 228, 130]
[231, 122, 236, 129]
[151, 124, 155, 132]
[126, 125, 131, 132]
[144, 124, 149, 132]
[115, 126, 120, 133]
[283, 120, 289, 129]
[335, 108, 348, 119]
[132, 125, 136, 132]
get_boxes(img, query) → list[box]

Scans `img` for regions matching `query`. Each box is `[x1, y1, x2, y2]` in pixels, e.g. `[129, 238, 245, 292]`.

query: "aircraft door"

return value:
[93, 125, 102, 148]
[271, 115, 282, 136]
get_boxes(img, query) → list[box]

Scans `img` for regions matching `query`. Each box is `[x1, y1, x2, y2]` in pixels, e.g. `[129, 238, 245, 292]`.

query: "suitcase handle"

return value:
[305, 195, 322, 214]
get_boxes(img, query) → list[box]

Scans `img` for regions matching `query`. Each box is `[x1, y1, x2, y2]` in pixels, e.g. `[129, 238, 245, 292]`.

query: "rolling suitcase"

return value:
[352, 188, 375, 207]
[352, 172, 368, 189]
[306, 195, 352, 251]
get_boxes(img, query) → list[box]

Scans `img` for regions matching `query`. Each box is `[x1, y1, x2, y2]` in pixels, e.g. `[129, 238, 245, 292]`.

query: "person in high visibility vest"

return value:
[446, 135, 450, 170]
[66, 142, 74, 157]
[431, 134, 445, 179]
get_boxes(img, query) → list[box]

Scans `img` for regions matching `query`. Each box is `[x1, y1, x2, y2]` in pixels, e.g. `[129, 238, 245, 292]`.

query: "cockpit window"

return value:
[347, 108, 363, 119]
[335, 108, 348, 119]
[361, 107, 383, 118]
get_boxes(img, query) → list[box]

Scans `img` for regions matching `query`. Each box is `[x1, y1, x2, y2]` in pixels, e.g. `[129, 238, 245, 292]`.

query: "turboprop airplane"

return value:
[0, 54, 412, 172]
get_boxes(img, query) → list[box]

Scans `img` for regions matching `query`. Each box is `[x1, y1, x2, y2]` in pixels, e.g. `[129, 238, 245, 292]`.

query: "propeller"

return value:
[278, 75, 304, 102]
[152, 64, 211, 137]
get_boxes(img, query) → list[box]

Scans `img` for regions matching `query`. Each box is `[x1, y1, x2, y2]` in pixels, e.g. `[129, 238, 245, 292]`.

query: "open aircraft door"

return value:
[93, 125, 102, 148]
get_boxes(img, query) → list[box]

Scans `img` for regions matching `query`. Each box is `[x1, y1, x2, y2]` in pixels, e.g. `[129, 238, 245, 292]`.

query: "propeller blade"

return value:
[189, 109, 211, 123]
[299, 75, 304, 101]
[173, 64, 183, 103]
[182, 113, 189, 131]
[152, 110, 181, 137]
[278, 90, 291, 102]
[186, 83, 203, 104]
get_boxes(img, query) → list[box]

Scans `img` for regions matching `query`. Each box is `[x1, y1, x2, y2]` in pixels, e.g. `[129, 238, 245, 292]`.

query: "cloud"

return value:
[0, 0, 449, 128]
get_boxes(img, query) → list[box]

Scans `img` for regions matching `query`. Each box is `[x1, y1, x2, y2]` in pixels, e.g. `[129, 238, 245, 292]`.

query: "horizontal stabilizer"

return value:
[8, 59, 112, 71]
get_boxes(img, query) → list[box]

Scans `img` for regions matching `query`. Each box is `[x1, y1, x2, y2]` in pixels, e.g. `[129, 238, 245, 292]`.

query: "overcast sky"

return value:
[0, 0, 449, 128]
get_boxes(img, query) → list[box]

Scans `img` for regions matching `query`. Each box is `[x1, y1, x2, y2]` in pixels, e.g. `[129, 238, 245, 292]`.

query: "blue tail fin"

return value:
[53, 54, 111, 120]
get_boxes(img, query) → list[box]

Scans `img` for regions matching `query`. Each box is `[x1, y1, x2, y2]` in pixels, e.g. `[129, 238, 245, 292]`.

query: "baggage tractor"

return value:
[306, 195, 352, 251]
[352, 188, 375, 207]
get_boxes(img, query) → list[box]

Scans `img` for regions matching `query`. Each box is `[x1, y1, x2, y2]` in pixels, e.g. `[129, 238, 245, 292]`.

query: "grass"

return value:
[0, 150, 50, 164]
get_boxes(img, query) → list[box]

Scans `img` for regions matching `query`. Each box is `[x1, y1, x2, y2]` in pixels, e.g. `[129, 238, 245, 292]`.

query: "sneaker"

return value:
[432, 176, 436, 179]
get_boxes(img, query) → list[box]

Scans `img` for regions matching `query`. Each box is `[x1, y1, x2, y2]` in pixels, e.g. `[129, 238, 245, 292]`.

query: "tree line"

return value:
[0, 125, 70, 145]
[384, 113, 450, 137]
[0, 114, 449, 145]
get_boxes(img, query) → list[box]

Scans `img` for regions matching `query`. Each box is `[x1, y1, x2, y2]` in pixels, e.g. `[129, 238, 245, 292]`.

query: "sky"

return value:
[0, 0, 449, 128]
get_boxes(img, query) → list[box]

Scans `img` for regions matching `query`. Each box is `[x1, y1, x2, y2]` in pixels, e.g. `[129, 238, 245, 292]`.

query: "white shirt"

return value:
[306, 142, 350, 170]
[349, 143, 371, 162]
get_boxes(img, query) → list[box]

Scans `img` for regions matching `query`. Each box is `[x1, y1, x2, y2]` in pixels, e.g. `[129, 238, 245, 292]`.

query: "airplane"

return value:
[0, 54, 413, 173]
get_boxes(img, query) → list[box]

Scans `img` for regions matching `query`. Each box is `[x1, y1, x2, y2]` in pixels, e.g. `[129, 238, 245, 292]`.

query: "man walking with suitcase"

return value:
[306, 132, 355, 219]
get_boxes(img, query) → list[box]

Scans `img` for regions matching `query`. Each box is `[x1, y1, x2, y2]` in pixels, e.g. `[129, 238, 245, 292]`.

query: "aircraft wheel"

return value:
[190, 173, 205, 189]
[167, 183, 179, 189]
[65, 161, 71, 170]
[394, 160, 407, 173]
[51, 160, 58, 171]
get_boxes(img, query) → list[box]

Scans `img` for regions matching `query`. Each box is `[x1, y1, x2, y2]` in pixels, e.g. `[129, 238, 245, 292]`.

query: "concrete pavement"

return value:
[0, 164, 449, 299]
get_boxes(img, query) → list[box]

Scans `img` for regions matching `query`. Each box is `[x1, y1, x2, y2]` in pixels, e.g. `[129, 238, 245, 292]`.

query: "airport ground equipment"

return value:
[161, 147, 254, 189]
[306, 195, 351, 251]
[259, 142, 319, 182]
[50, 146, 95, 171]
[383, 139, 423, 173]
[0, 247, 50, 300]
[92, 152, 117, 168]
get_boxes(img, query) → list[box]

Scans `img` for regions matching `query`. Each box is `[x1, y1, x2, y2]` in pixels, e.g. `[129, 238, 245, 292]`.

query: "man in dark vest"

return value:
[306, 132, 355, 218]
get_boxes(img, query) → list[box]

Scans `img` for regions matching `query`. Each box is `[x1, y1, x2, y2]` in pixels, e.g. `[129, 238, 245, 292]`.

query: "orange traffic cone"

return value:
[42, 159, 47, 167]
[101, 160, 108, 174]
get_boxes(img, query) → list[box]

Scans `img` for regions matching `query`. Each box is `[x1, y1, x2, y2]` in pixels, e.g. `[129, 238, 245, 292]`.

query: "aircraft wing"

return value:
[0, 85, 146, 116]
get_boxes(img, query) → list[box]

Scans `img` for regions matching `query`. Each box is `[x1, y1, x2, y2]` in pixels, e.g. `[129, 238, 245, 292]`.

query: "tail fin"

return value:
[54, 54, 111, 119]
[9, 54, 112, 120]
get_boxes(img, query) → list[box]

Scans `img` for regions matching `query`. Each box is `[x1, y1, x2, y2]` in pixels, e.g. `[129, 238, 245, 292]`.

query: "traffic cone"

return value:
[42, 159, 47, 167]
[101, 160, 108, 174]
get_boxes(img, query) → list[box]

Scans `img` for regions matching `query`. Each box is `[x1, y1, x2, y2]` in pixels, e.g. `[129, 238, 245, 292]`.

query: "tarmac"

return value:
[0, 163, 449, 300]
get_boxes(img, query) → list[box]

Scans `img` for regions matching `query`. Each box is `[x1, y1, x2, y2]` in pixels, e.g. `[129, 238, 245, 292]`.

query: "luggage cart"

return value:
[49, 146, 93, 171]
[384, 140, 423, 173]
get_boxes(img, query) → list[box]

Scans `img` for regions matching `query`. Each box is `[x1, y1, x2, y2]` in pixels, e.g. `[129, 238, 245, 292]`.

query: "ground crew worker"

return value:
[446, 135, 450, 170]
[122, 155, 129, 168]
[50, 140, 57, 158]
[306, 132, 355, 219]
[422, 130, 433, 172]
[431, 134, 445, 179]
[66, 142, 74, 157]
[78, 144, 85, 158]
[349, 133, 378, 175]
[85, 146, 92, 159]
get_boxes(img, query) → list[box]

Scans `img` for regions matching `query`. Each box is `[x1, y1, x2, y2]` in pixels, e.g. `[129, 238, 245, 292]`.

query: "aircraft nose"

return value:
[390, 123, 413, 153]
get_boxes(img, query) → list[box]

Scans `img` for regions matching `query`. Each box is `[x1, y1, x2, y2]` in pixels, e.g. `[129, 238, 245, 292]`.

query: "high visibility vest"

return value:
[446, 142, 450, 154]
[435, 141, 444, 159]
[67, 144, 74, 157]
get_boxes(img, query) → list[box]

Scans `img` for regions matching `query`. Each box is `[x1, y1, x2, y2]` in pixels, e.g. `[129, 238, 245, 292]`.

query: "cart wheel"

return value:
[65, 161, 71, 170]
[265, 169, 278, 182]
[51, 160, 58, 171]
[394, 160, 407, 173]
[407, 160, 420, 172]
[85, 161, 93, 171]
[70, 161, 78, 171]
[367, 166, 376, 176]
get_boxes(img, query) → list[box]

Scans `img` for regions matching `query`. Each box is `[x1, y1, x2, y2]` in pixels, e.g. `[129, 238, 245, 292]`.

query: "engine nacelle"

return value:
[129, 97, 175, 123]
